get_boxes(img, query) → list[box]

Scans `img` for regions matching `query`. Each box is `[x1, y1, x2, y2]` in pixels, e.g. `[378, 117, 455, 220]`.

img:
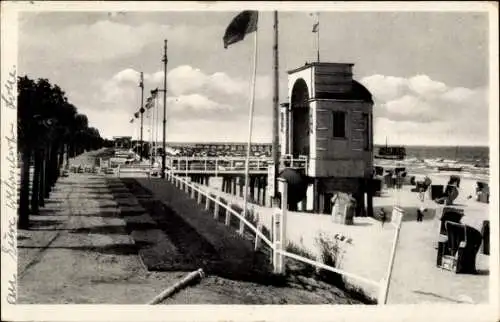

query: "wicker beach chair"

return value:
[436, 207, 464, 266]
[441, 221, 482, 274]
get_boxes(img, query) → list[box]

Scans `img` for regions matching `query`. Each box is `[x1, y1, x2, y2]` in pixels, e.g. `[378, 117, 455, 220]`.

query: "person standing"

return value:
[417, 206, 426, 222]
[379, 208, 387, 227]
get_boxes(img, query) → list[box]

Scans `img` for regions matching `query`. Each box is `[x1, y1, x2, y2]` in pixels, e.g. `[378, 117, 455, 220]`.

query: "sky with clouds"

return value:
[18, 8, 490, 146]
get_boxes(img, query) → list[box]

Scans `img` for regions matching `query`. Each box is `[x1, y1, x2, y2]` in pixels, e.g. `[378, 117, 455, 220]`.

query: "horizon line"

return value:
[107, 138, 490, 148]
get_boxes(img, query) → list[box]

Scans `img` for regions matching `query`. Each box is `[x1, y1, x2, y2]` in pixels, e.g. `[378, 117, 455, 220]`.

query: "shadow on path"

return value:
[115, 178, 283, 287]
[18, 242, 153, 256]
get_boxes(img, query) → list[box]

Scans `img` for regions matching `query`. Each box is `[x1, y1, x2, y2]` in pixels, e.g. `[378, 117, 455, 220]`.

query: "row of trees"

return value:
[18, 76, 104, 229]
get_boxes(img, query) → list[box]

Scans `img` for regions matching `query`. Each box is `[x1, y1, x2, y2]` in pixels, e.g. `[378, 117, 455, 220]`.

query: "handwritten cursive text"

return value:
[3, 123, 17, 210]
[1, 65, 16, 110]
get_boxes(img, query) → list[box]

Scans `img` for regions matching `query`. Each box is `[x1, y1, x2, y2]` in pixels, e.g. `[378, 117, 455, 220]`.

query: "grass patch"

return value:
[285, 242, 317, 276]
[314, 233, 376, 304]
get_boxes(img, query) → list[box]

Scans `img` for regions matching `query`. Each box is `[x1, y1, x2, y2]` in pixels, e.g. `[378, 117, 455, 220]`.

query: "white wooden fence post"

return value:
[191, 184, 196, 199]
[378, 206, 404, 305]
[225, 206, 231, 226]
[197, 188, 203, 204]
[238, 207, 246, 235]
[254, 222, 263, 251]
[205, 193, 210, 211]
[214, 195, 220, 220]
[272, 210, 281, 273]
[275, 178, 287, 275]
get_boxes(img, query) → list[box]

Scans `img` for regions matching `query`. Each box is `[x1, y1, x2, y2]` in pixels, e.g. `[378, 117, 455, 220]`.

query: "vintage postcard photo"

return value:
[1, 1, 498, 321]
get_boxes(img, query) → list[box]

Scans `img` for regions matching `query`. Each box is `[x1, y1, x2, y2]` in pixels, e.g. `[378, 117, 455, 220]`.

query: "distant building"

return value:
[113, 136, 132, 149]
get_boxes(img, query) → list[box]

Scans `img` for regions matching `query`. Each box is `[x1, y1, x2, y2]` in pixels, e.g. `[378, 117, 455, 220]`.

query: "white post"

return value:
[197, 189, 202, 204]
[272, 210, 280, 269]
[254, 222, 263, 251]
[205, 193, 210, 210]
[277, 178, 287, 274]
[239, 206, 246, 235]
[215, 159, 218, 177]
[379, 206, 404, 304]
[225, 207, 231, 226]
[214, 195, 220, 220]
[191, 184, 196, 199]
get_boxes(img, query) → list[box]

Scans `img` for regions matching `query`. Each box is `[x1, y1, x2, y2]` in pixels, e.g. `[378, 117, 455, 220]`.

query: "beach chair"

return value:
[481, 220, 490, 255]
[435, 184, 459, 205]
[440, 222, 482, 274]
[448, 175, 461, 188]
[436, 207, 464, 266]
[428, 184, 444, 200]
[476, 181, 489, 204]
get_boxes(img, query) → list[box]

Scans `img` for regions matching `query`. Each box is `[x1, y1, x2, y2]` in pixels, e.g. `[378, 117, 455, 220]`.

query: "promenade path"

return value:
[17, 172, 362, 304]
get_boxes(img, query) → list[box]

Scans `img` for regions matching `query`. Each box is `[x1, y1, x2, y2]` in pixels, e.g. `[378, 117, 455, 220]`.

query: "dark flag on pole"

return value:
[312, 21, 319, 33]
[223, 11, 258, 49]
[151, 88, 159, 97]
[134, 112, 140, 118]
[130, 118, 134, 123]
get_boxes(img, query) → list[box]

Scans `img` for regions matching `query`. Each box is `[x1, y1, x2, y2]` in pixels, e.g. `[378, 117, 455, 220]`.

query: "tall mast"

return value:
[161, 40, 168, 178]
[272, 10, 280, 202]
[316, 13, 320, 62]
[139, 71, 144, 161]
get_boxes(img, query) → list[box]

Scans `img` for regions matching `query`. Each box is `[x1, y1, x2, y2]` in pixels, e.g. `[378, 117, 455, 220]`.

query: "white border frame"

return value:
[1, 2, 498, 322]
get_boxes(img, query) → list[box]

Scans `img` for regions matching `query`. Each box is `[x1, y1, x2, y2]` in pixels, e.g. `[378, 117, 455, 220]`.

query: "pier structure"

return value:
[158, 155, 308, 207]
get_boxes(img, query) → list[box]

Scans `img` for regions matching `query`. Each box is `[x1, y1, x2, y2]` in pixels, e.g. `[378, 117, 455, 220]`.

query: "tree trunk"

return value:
[58, 143, 65, 170]
[49, 141, 59, 188]
[18, 149, 32, 229]
[31, 149, 42, 215]
[44, 144, 52, 198]
[39, 148, 46, 207]
[66, 142, 72, 167]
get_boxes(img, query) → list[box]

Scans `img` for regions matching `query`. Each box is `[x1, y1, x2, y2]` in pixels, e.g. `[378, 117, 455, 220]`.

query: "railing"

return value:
[117, 164, 160, 178]
[165, 170, 273, 250]
[165, 155, 308, 175]
[163, 169, 391, 304]
[113, 155, 308, 177]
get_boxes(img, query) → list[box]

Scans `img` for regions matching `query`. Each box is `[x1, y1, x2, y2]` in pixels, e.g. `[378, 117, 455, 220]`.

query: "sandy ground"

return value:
[188, 174, 490, 304]
[17, 170, 363, 304]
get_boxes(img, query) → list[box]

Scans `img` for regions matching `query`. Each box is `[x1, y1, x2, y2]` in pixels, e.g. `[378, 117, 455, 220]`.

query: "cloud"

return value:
[359, 74, 409, 102]
[20, 20, 218, 63]
[93, 65, 272, 118]
[160, 65, 271, 100]
[407, 75, 447, 97]
[360, 74, 488, 145]
[167, 94, 233, 116]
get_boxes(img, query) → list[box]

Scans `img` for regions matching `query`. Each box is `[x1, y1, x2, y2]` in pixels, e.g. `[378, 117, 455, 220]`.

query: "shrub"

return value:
[315, 232, 346, 287]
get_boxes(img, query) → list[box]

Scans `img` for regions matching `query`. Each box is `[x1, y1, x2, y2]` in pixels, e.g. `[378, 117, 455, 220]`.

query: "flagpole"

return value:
[139, 72, 144, 162]
[243, 28, 259, 218]
[316, 13, 320, 62]
[150, 104, 153, 166]
[155, 93, 159, 164]
[161, 40, 168, 179]
[272, 10, 280, 206]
